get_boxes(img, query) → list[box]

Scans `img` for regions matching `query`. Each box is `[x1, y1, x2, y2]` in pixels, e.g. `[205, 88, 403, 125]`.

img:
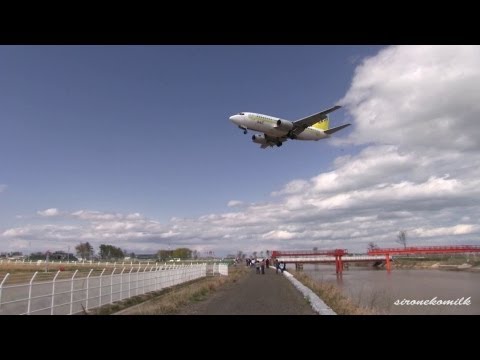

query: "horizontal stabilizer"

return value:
[324, 123, 351, 135]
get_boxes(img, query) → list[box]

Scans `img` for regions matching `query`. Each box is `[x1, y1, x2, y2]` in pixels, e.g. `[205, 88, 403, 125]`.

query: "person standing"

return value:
[255, 260, 260, 274]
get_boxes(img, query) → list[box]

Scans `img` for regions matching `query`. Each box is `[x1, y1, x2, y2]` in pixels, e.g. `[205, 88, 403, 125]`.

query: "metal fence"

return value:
[0, 263, 210, 315]
[0, 259, 218, 267]
[216, 264, 229, 276]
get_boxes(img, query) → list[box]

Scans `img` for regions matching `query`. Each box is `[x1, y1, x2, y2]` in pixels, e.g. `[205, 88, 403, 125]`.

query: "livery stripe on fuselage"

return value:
[246, 113, 327, 140]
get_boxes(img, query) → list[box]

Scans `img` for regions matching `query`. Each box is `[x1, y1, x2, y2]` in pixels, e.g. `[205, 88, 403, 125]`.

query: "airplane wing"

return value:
[290, 105, 341, 137]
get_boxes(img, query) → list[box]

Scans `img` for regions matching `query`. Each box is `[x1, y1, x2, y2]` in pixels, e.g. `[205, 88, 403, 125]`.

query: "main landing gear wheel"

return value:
[277, 142, 282, 147]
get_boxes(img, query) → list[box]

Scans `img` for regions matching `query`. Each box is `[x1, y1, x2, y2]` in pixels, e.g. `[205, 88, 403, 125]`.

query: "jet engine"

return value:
[275, 119, 294, 131]
[252, 134, 268, 145]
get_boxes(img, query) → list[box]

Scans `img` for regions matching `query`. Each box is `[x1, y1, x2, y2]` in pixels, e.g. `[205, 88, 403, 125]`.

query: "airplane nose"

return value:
[229, 115, 239, 124]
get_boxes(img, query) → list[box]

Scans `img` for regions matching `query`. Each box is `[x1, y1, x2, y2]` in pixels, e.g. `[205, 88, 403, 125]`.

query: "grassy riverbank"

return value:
[289, 270, 374, 315]
[392, 255, 480, 271]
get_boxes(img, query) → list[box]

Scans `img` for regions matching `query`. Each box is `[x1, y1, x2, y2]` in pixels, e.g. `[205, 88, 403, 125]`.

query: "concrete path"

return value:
[178, 266, 317, 315]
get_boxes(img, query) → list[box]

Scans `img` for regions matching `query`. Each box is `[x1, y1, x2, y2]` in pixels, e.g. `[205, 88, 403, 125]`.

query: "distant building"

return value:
[50, 251, 78, 261]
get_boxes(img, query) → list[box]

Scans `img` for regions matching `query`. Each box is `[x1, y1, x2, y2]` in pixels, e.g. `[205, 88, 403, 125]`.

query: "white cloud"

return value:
[71, 210, 118, 221]
[71, 210, 146, 222]
[3, 227, 32, 237]
[412, 224, 479, 238]
[2, 46, 480, 255]
[340, 45, 480, 152]
[272, 179, 309, 196]
[262, 230, 297, 240]
[37, 208, 60, 217]
[227, 200, 244, 208]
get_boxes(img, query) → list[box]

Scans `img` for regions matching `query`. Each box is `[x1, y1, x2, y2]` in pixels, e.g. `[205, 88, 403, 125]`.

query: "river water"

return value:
[302, 264, 480, 315]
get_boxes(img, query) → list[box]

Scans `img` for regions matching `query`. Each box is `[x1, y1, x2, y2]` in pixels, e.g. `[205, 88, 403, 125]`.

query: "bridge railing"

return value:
[272, 249, 348, 257]
[368, 245, 480, 255]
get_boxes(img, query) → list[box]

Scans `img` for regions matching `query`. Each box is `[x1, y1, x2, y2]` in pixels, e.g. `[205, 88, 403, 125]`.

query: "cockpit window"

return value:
[239, 112, 244, 115]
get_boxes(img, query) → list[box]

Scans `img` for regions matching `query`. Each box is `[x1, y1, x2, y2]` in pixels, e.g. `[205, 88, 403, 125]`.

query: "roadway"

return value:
[177, 266, 317, 315]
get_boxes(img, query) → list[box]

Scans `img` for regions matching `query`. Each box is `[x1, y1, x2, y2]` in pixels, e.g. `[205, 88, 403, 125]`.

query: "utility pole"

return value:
[45, 250, 50, 272]
[67, 245, 70, 262]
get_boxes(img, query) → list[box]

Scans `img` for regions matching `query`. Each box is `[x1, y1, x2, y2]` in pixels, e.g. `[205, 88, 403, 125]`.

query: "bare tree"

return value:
[75, 242, 94, 260]
[367, 242, 378, 252]
[396, 230, 407, 249]
[192, 250, 199, 260]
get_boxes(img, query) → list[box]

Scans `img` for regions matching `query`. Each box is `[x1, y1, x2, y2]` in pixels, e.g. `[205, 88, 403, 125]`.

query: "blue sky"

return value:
[2, 45, 479, 256]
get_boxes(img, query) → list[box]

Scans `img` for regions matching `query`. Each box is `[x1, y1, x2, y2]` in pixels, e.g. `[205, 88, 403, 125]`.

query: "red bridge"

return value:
[272, 245, 480, 274]
[368, 245, 480, 272]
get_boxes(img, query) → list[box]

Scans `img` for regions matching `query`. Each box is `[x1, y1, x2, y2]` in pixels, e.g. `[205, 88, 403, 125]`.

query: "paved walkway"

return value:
[178, 266, 317, 315]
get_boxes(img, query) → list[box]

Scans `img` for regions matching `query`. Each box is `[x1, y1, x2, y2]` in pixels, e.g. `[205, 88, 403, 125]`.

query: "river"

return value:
[302, 264, 480, 314]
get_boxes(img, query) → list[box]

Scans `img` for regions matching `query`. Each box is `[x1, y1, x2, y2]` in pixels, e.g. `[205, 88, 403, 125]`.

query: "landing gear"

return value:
[276, 142, 282, 147]
[238, 125, 248, 134]
[244, 130, 247, 134]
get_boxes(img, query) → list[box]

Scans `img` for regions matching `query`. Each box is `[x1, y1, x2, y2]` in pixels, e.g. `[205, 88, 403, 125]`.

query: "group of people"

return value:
[273, 258, 286, 274]
[250, 258, 269, 274]
[245, 257, 286, 274]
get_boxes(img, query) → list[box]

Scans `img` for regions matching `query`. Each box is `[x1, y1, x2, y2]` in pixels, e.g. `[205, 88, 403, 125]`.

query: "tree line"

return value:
[72, 242, 199, 261]
[74, 242, 134, 260]
[156, 248, 199, 261]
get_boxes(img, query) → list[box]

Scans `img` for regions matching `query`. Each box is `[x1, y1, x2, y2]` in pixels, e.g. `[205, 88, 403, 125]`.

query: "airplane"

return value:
[229, 105, 350, 148]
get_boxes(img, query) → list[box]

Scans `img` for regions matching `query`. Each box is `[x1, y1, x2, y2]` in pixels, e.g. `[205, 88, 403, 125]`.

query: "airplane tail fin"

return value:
[311, 115, 330, 131]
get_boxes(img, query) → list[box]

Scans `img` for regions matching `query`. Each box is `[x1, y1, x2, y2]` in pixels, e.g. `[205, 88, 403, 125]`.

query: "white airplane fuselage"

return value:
[229, 112, 328, 141]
